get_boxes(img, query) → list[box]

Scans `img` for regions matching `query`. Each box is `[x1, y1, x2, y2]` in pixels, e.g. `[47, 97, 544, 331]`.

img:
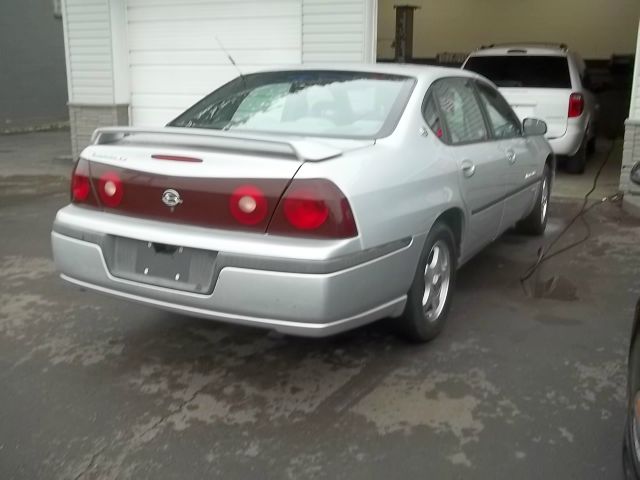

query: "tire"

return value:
[565, 138, 587, 174]
[624, 418, 638, 480]
[624, 331, 640, 479]
[516, 163, 551, 236]
[587, 135, 597, 155]
[397, 222, 457, 343]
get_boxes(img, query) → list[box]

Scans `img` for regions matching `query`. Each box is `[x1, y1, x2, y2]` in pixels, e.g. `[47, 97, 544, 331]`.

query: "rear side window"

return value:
[464, 55, 571, 88]
[431, 78, 488, 145]
[422, 95, 444, 139]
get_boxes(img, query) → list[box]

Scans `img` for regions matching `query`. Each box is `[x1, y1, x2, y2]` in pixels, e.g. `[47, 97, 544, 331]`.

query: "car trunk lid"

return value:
[78, 128, 373, 233]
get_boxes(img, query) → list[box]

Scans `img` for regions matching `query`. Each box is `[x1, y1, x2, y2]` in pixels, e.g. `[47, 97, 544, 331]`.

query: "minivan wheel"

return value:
[587, 135, 597, 155]
[516, 164, 551, 236]
[397, 222, 457, 343]
[565, 138, 587, 174]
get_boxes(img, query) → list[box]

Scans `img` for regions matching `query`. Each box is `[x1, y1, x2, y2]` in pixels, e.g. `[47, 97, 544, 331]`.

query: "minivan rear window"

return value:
[464, 55, 571, 89]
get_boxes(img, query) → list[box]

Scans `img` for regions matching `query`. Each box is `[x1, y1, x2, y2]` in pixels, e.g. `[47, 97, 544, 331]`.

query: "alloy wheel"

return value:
[422, 240, 452, 322]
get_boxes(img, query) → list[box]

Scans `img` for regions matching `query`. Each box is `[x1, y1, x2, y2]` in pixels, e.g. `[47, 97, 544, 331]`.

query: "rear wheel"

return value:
[516, 163, 551, 236]
[625, 331, 640, 479]
[565, 137, 588, 174]
[397, 222, 456, 343]
[624, 415, 639, 479]
[587, 135, 597, 155]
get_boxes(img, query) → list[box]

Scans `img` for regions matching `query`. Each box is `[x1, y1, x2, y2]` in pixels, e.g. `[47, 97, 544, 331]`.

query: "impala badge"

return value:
[162, 189, 182, 208]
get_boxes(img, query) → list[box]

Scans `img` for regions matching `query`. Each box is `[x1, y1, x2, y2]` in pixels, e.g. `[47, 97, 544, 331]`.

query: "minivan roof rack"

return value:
[479, 42, 568, 51]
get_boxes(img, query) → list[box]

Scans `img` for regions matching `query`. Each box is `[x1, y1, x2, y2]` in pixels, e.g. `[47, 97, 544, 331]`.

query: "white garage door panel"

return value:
[127, 0, 302, 126]
[130, 66, 244, 95]
[127, 22, 300, 51]
[127, 2, 299, 21]
[301, 0, 372, 64]
[303, 52, 364, 63]
[132, 109, 186, 126]
[129, 50, 300, 67]
[304, 3, 363, 15]
[132, 94, 204, 109]
[127, 0, 295, 7]
[303, 33, 364, 44]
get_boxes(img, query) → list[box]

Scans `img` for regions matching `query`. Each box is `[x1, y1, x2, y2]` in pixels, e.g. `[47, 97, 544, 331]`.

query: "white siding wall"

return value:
[302, 0, 375, 63]
[62, 0, 115, 104]
[126, 0, 303, 126]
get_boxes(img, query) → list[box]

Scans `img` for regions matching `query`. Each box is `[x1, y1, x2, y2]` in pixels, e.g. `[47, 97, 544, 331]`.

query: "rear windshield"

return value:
[464, 55, 571, 88]
[169, 71, 416, 139]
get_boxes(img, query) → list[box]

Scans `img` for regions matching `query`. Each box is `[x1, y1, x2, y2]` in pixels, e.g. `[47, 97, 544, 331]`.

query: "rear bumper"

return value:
[52, 207, 420, 337]
[547, 124, 586, 157]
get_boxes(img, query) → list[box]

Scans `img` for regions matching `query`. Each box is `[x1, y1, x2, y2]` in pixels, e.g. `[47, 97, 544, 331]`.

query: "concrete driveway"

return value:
[1, 132, 638, 479]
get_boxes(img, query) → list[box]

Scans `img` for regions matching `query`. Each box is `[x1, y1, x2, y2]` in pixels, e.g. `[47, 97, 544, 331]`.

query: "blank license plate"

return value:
[106, 237, 217, 294]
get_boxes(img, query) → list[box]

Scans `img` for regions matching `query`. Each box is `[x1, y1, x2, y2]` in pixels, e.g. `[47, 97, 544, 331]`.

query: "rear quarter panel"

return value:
[294, 81, 466, 253]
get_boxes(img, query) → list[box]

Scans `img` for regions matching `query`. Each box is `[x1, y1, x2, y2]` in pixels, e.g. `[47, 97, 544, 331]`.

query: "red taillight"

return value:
[98, 171, 124, 208]
[283, 187, 330, 230]
[268, 179, 357, 239]
[71, 159, 94, 204]
[568, 93, 584, 118]
[229, 184, 268, 225]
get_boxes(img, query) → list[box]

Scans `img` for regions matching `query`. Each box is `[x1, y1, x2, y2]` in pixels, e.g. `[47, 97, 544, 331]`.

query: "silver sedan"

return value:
[51, 65, 553, 341]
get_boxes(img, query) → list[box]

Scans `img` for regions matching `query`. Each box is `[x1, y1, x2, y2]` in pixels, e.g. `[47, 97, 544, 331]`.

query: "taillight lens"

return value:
[568, 93, 584, 118]
[268, 179, 357, 239]
[98, 171, 124, 208]
[71, 159, 97, 205]
[229, 184, 268, 225]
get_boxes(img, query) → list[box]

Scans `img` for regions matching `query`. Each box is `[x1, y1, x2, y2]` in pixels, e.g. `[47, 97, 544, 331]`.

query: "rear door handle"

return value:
[506, 150, 517, 164]
[461, 159, 476, 178]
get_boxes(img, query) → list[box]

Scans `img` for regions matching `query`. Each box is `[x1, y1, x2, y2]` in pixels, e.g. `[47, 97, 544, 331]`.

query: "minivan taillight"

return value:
[268, 179, 358, 239]
[568, 93, 584, 118]
[70, 159, 98, 206]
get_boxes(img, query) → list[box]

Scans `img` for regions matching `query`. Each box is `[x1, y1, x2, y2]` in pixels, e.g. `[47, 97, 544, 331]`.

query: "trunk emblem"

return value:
[162, 189, 183, 208]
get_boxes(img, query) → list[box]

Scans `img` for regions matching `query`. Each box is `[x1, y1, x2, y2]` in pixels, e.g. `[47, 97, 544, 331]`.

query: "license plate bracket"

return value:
[135, 242, 191, 283]
[104, 237, 217, 294]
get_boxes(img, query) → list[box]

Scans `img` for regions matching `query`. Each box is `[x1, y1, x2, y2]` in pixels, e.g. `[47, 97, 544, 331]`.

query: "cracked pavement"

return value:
[1, 135, 639, 479]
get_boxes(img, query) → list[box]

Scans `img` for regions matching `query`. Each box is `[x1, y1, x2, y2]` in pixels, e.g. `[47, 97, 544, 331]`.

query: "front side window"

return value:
[169, 71, 416, 139]
[475, 82, 522, 139]
[432, 78, 488, 145]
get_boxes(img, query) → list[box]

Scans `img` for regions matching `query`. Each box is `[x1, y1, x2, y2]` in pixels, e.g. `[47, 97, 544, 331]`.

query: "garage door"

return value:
[126, 0, 303, 126]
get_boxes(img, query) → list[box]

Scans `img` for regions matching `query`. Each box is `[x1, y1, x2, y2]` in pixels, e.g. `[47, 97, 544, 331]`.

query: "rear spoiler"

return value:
[90, 126, 343, 162]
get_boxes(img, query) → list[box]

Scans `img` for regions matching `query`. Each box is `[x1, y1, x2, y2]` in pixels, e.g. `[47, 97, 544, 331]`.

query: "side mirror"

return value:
[523, 118, 547, 137]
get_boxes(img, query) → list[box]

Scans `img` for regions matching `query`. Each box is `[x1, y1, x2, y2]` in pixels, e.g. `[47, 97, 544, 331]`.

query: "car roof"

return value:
[251, 63, 481, 82]
[468, 43, 570, 57]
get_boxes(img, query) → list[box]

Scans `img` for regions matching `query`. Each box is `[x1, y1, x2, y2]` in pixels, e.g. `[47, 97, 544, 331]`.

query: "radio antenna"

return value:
[215, 36, 247, 90]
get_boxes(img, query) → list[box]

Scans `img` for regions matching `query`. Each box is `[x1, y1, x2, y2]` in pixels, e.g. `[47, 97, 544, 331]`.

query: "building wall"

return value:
[62, 0, 116, 104]
[377, 0, 640, 60]
[68, 104, 128, 163]
[622, 21, 640, 214]
[302, 0, 376, 63]
[0, 0, 68, 129]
